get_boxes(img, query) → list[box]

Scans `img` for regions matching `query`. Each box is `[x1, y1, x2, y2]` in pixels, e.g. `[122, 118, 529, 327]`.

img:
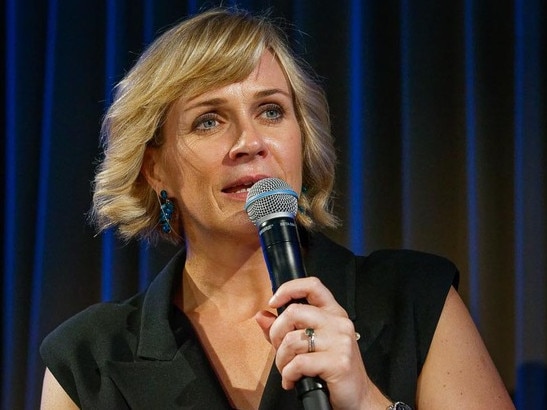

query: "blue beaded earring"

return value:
[159, 190, 174, 233]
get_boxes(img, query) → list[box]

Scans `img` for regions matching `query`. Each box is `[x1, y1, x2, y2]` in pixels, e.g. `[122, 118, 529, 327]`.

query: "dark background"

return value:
[2, 0, 545, 408]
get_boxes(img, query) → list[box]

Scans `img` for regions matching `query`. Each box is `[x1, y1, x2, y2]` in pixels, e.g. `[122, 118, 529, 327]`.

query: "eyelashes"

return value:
[260, 103, 284, 122]
[191, 103, 286, 134]
[192, 113, 219, 132]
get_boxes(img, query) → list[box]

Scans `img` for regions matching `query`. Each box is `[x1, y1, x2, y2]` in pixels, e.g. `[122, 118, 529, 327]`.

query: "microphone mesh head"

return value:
[245, 178, 298, 226]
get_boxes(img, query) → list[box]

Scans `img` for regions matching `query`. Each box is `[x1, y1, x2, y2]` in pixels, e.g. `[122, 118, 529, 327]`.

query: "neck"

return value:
[178, 231, 273, 317]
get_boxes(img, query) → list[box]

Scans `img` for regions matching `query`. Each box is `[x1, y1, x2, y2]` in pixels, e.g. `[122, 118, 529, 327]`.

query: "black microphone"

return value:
[245, 177, 332, 410]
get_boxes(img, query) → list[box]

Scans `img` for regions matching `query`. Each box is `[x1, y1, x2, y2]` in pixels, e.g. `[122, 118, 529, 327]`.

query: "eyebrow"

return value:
[184, 88, 292, 112]
[254, 88, 292, 99]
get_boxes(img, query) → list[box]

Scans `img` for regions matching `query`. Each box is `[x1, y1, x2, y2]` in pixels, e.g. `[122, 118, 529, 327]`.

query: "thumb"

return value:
[254, 310, 277, 343]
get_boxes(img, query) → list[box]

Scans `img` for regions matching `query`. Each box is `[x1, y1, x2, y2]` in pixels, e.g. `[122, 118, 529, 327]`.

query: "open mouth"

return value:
[222, 176, 268, 195]
[222, 180, 256, 194]
[223, 183, 254, 194]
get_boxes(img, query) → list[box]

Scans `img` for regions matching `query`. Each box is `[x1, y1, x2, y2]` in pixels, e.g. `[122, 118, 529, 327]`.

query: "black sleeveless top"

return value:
[40, 232, 458, 409]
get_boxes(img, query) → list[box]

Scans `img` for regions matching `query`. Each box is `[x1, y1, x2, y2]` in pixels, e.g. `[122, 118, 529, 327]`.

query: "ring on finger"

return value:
[305, 328, 316, 353]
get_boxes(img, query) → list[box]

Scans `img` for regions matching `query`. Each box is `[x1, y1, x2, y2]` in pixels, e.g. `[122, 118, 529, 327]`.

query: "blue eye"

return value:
[194, 114, 219, 131]
[265, 109, 280, 119]
[199, 119, 217, 129]
[261, 104, 284, 121]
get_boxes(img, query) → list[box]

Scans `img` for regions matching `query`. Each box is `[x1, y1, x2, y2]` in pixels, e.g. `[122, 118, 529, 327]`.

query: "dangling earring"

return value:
[159, 190, 174, 233]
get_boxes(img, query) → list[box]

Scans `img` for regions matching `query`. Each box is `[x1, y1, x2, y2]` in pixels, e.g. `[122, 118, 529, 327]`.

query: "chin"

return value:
[227, 212, 257, 232]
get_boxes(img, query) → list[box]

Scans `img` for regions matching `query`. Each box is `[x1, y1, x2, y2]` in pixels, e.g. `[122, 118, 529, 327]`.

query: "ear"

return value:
[141, 146, 164, 192]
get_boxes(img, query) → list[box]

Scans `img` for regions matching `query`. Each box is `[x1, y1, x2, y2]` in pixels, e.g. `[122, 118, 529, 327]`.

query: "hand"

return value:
[255, 277, 391, 410]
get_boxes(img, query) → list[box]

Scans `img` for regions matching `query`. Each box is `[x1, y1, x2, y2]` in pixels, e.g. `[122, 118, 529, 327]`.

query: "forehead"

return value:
[247, 50, 289, 86]
[183, 50, 292, 105]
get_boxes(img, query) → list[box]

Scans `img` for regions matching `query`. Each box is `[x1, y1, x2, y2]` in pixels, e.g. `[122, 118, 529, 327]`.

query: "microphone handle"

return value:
[259, 217, 332, 410]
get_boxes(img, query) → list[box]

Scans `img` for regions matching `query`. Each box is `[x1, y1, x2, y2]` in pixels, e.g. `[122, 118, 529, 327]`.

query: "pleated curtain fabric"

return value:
[2, 1, 545, 409]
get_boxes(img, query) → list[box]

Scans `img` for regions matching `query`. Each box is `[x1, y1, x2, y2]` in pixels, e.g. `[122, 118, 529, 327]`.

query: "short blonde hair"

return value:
[91, 8, 338, 244]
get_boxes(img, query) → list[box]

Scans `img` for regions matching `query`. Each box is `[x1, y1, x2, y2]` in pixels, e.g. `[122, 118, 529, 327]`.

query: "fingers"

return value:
[266, 277, 349, 351]
[275, 326, 358, 390]
[268, 302, 323, 348]
[272, 326, 315, 375]
[256, 276, 380, 408]
[268, 277, 346, 317]
[255, 276, 339, 347]
[254, 310, 277, 342]
[280, 350, 353, 390]
[272, 308, 356, 363]
[255, 277, 387, 409]
[265, 278, 360, 392]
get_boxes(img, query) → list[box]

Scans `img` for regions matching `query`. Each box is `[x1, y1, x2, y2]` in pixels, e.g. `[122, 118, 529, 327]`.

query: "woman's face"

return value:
[146, 50, 303, 242]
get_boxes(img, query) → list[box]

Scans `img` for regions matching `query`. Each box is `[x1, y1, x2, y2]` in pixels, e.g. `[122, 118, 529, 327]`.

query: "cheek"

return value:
[158, 145, 193, 193]
[291, 129, 304, 166]
[278, 132, 304, 188]
[163, 142, 222, 193]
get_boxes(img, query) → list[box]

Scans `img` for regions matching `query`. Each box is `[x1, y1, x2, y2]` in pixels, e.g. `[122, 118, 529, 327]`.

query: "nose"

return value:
[228, 121, 268, 161]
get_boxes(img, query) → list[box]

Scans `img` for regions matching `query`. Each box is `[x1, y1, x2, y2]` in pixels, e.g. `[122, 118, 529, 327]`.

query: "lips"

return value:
[221, 176, 268, 194]
[222, 182, 254, 194]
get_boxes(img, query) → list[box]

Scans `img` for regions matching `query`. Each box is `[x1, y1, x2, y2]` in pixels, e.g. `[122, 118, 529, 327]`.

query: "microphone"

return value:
[245, 178, 332, 410]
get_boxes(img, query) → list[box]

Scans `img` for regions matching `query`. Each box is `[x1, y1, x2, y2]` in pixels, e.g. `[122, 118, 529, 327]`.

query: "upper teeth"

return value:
[234, 187, 251, 194]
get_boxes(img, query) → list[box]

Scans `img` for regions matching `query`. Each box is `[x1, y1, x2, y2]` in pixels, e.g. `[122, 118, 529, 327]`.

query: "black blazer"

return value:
[41, 232, 457, 409]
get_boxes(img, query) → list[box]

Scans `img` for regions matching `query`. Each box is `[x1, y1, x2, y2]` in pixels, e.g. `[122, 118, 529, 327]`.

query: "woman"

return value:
[40, 8, 514, 409]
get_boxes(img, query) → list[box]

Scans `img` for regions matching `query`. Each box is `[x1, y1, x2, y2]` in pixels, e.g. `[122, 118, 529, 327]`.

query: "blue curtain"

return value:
[2, 1, 545, 408]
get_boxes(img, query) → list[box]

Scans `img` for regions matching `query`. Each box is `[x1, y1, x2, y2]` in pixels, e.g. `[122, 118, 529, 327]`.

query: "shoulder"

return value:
[39, 249, 185, 406]
[304, 232, 459, 313]
[363, 248, 458, 275]
[355, 249, 459, 330]
[41, 292, 143, 359]
[305, 231, 458, 293]
[360, 249, 459, 290]
[357, 249, 459, 359]
[39, 294, 144, 406]
[40, 248, 185, 365]
[353, 250, 459, 402]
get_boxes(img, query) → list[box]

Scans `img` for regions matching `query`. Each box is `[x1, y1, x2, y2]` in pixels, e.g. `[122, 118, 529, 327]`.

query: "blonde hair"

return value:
[91, 8, 338, 244]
